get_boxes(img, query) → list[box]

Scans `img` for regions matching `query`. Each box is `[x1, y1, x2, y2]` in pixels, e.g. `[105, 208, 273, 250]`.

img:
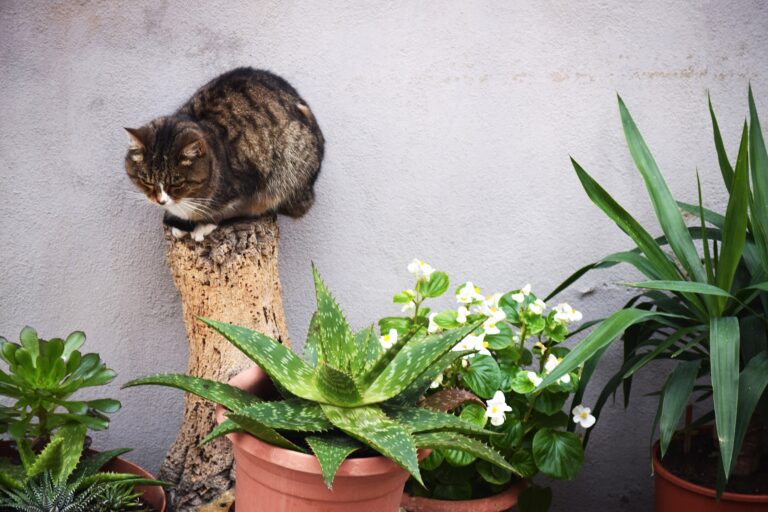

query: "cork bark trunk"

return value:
[158, 216, 290, 512]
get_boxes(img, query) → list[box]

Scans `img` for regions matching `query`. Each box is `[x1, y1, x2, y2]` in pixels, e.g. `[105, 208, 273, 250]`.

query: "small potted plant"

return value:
[387, 261, 591, 512]
[126, 266, 514, 512]
[546, 91, 768, 510]
[0, 327, 167, 511]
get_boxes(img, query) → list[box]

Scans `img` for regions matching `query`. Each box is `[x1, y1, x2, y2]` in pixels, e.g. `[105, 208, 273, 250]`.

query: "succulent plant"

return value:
[126, 266, 516, 487]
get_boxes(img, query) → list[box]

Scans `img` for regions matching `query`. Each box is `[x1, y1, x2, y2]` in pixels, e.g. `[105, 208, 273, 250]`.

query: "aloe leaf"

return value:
[619, 96, 707, 285]
[364, 323, 479, 403]
[26, 424, 86, 482]
[200, 419, 240, 446]
[311, 265, 356, 371]
[383, 405, 494, 436]
[358, 327, 425, 389]
[77, 472, 168, 489]
[303, 312, 321, 366]
[412, 431, 515, 474]
[123, 373, 256, 411]
[716, 123, 750, 305]
[388, 349, 472, 406]
[72, 448, 132, 479]
[199, 318, 322, 401]
[351, 326, 379, 376]
[0, 471, 22, 491]
[709, 316, 740, 476]
[539, 309, 662, 388]
[321, 404, 422, 484]
[659, 360, 700, 458]
[306, 435, 361, 488]
[314, 364, 362, 406]
[225, 413, 305, 452]
[233, 399, 333, 431]
[625, 280, 732, 298]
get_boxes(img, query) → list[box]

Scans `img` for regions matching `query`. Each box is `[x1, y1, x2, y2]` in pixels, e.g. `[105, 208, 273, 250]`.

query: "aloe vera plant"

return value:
[545, 90, 768, 495]
[126, 266, 514, 487]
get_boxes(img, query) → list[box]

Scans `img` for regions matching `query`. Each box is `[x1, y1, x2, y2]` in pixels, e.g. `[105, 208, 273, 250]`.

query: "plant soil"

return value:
[661, 430, 768, 495]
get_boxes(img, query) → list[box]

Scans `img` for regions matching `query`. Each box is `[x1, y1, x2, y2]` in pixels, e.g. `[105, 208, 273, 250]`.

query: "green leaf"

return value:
[19, 327, 39, 368]
[532, 428, 584, 480]
[417, 271, 450, 298]
[311, 265, 356, 371]
[476, 459, 511, 486]
[321, 404, 422, 484]
[72, 448, 132, 479]
[708, 93, 734, 192]
[539, 308, 661, 388]
[625, 280, 731, 298]
[225, 413, 305, 452]
[314, 364, 362, 406]
[510, 370, 536, 394]
[618, 96, 706, 284]
[200, 419, 240, 446]
[352, 326, 379, 375]
[303, 312, 321, 366]
[123, 373, 255, 411]
[433, 310, 459, 329]
[62, 331, 85, 360]
[518, 484, 553, 512]
[233, 399, 333, 432]
[443, 446, 475, 466]
[85, 399, 121, 413]
[709, 316, 740, 476]
[461, 355, 501, 399]
[534, 391, 569, 416]
[198, 319, 322, 402]
[306, 434, 361, 488]
[748, 86, 768, 268]
[413, 431, 515, 474]
[659, 360, 700, 457]
[728, 352, 768, 478]
[395, 350, 472, 405]
[383, 405, 491, 436]
[419, 449, 444, 471]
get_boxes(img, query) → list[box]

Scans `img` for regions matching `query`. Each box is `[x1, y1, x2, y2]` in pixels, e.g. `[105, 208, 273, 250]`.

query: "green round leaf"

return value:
[462, 355, 502, 399]
[433, 310, 460, 329]
[510, 370, 536, 394]
[443, 447, 476, 467]
[509, 447, 538, 478]
[533, 391, 568, 416]
[378, 317, 411, 336]
[485, 323, 514, 350]
[476, 459, 511, 485]
[532, 428, 584, 480]
[418, 271, 450, 298]
[460, 403, 487, 428]
[490, 417, 525, 451]
[419, 448, 444, 470]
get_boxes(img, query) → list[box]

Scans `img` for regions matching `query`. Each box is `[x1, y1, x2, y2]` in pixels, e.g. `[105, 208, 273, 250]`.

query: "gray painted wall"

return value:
[2, 1, 767, 509]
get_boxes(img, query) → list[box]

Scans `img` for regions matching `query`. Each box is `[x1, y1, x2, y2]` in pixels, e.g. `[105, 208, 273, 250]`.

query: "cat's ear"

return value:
[181, 139, 205, 159]
[124, 128, 145, 150]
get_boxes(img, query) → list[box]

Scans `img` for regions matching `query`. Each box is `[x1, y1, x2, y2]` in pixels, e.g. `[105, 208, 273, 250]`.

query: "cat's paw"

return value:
[191, 223, 218, 242]
[171, 227, 189, 239]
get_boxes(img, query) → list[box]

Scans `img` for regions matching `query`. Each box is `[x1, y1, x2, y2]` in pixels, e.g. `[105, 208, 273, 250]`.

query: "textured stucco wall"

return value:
[1, 1, 767, 510]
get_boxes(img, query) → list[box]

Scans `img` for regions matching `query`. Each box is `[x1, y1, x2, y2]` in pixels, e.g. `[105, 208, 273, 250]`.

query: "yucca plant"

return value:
[126, 266, 515, 487]
[543, 89, 768, 494]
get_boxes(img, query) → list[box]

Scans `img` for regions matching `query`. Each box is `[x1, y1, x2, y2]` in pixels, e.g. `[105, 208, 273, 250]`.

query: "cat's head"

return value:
[124, 118, 214, 219]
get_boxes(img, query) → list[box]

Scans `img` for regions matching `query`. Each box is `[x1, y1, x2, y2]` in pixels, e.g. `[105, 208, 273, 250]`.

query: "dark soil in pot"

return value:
[661, 429, 768, 495]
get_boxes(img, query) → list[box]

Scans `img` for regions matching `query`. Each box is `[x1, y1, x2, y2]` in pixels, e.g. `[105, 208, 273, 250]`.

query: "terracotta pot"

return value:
[0, 441, 166, 512]
[653, 442, 768, 511]
[216, 366, 426, 512]
[401, 479, 526, 512]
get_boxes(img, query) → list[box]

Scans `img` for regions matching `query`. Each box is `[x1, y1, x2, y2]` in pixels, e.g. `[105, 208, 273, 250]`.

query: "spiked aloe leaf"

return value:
[384, 405, 495, 436]
[234, 399, 333, 431]
[200, 419, 241, 446]
[359, 327, 426, 387]
[364, 323, 480, 403]
[315, 364, 363, 405]
[303, 312, 321, 366]
[312, 265, 356, 371]
[306, 434, 362, 488]
[199, 319, 323, 402]
[321, 404, 422, 484]
[26, 424, 86, 482]
[123, 373, 256, 411]
[72, 448, 132, 479]
[394, 350, 474, 405]
[351, 326, 379, 375]
[412, 431, 515, 474]
[226, 413, 306, 452]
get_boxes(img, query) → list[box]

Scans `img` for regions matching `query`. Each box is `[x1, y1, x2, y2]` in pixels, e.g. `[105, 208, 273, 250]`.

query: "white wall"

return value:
[1, 1, 767, 510]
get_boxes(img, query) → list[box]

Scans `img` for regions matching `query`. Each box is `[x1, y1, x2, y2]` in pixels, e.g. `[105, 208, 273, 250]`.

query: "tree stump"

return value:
[158, 216, 290, 512]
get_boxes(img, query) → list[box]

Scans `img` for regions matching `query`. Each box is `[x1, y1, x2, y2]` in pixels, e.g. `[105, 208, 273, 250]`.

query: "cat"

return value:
[124, 67, 324, 241]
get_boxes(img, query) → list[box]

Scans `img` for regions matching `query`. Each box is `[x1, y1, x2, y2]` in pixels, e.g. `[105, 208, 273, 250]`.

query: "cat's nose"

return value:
[158, 197, 167, 205]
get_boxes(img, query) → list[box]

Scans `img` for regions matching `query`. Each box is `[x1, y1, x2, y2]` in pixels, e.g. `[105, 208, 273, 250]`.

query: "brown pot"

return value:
[216, 366, 426, 512]
[0, 441, 166, 512]
[401, 479, 526, 512]
[653, 442, 768, 511]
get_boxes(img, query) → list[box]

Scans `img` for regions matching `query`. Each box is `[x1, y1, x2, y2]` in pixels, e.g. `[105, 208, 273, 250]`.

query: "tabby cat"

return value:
[124, 67, 324, 241]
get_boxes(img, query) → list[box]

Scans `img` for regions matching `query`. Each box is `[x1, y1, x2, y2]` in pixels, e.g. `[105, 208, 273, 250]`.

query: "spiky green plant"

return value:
[0, 471, 104, 512]
[126, 266, 516, 487]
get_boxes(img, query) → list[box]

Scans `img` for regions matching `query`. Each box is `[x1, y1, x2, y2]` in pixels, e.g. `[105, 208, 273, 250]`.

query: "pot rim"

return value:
[217, 366, 424, 478]
[401, 478, 527, 507]
[652, 440, 768, 503]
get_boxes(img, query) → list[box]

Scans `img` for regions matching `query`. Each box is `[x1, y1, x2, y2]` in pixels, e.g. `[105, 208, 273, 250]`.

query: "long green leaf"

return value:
[625, 280, 731, 298]
[321, 404, 422, 484]
[233, 399, 333, 431]
[123, 373, 255, 411]
[200, 419, 240, 446]
[314, 364, 362, 406]
[412, 431, 515, 474]
[311, 265, 356, 371]
[199, 318, 322, 402]
[619, 96, 707, 285]
[709, 316, 740, 475]
[72, 448, 132, 479]
[748, 86, 768, 269]
[539, 309, 662, 388]
[383, 405, 494, 436]
[708, 93, 735, 192]
[659, 360, 700, 457]
[225, 413, 305, 452]
[306, 435, 361, 488]
[728, 352, 768, 477]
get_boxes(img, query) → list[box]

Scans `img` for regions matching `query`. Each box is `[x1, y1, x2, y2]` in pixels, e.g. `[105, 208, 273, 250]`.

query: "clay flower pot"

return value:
[401, 479, 526, 512]
[653, 442, 768, 511]
[216, 366, 426, 512]
[0, 441, 166, 512]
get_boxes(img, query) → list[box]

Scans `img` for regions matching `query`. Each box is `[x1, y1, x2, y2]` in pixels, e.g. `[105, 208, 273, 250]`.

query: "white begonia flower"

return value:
[554, 303, 583, 323]
[452, 332, 490, 357]
[401, 301, 416, 314]
[456, 306, 469, 324]
[407, 259, 435, 279]
[482, 310, 507, 335]
[511, 283, 532, 303]
[379, 329, 398, 351]
[559, 373, 572, 385]
[479, 293, 503, 315]
[528, 298, 546, 315]
[527, 371, 543, 387]
[430, 373, 444, 389]
[544, 353, 571, 385]
[485, 391, 513, 426]
[428, 312, 440, 334]
[457, 282, 484, 304]
[572, 404, 596, 429]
